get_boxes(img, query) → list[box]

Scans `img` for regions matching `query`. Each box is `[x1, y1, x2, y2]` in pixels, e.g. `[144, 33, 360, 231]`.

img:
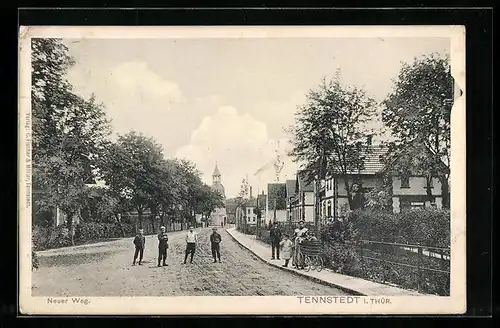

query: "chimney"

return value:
[250, 186, 253, 199]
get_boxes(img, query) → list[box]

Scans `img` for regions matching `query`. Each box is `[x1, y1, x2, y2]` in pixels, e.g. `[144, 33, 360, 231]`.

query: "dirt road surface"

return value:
[32, 227, 348, 296]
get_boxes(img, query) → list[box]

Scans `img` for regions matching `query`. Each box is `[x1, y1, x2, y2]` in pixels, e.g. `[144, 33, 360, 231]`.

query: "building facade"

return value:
[209, 163, 227, 226]
[289, 172, 315, 223]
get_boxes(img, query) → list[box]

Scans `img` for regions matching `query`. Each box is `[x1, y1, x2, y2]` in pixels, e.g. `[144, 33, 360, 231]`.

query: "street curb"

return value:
[225, 229, 365, 296]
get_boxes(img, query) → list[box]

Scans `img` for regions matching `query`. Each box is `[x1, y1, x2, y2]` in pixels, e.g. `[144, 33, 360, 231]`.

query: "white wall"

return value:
[267, 209, 287, 222]
[305, 192, 314, 205]
[304, 206, 314, 222]
[392, 177, 442, 196]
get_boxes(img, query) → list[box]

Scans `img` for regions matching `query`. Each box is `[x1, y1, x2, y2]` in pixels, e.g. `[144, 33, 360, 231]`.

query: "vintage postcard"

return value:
[18, 25, 466, 315]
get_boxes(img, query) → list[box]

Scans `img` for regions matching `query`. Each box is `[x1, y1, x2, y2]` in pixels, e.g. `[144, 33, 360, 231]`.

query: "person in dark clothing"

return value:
[270, 222, 282, 260]
[210, 227, 222, 263]
[351, 183, 366, 210]
[132, 229, 146, 266]
[157, 226, 169, 267]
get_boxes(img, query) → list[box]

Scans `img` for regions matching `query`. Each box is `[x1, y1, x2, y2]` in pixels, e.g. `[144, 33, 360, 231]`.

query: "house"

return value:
[320, 143, 387, 220]
[380, 143, 448, 213]
[257, 191, 267, 225]
[266, 183, 287, 223]
[244, 197, 258, 225]
[289, 171, 315, 223]
[209, 163, 227, 226]
[285, 179, 296, 222]
[317, 139, 448, 216]
[225, 198, 239, 224]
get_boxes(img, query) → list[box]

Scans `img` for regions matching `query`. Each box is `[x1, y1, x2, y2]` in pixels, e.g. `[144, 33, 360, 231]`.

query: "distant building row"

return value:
[249, 141, 449, 225]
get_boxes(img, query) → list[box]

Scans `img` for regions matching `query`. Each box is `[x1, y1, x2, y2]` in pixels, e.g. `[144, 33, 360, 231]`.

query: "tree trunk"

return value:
[137, 209, 143, 229]
[425, 175, 435, 203]
[67, 212, 75, 246]
[344, 176, 353, 210]
[440, 176, 450, 209]
[115, 214, 126, 238]
[159, 209, 165, 226]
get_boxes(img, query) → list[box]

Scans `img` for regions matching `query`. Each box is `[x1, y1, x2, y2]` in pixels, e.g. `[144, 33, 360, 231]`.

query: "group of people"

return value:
[132, 225, 223, 266]
[269, 220, 312, 269]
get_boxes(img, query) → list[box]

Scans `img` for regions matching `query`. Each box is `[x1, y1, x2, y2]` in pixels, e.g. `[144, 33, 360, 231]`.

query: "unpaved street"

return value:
[32, 227, 348, 296]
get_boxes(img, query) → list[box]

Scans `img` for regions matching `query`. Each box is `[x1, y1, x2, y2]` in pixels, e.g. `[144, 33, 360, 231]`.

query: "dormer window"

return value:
[400, 176, 410, 188]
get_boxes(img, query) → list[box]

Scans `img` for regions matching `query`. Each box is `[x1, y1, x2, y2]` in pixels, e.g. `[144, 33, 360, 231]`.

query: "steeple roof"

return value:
[213, 163, 221, 177]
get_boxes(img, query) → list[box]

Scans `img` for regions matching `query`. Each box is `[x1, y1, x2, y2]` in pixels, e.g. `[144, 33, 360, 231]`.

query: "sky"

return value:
[64, 37, 450, 198]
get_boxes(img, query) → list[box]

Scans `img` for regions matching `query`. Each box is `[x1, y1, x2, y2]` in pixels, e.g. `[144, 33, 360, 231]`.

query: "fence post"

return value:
[417, 246, 423, 293]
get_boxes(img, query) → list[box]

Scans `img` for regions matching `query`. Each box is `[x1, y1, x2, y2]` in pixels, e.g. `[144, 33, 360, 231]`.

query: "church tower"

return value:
[213, 163, 221, 184]
[210, 162, 227, 226]
[211, 162, 225, 199]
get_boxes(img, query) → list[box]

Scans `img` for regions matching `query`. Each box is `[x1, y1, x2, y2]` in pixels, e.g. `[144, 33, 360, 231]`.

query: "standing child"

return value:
[210, 227, 222, 263]
[279, 234, 294, 267]
[157, 226, 169, 267]
[133, 229, 146, 266]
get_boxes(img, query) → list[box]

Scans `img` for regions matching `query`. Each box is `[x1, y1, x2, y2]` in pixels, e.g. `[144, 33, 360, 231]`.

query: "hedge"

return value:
[32, 220, 187, 251]
[347, 208, 450, 247]
[251, 209, 450, 295]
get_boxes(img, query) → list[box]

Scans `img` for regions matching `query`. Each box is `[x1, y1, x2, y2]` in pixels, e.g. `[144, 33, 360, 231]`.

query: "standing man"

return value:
[270, 222, 282, 260]
[351, 183, 366, 210]
[293, 220, 309, 269]
[210, 227, 222, 263]
[157, 226, 169, 267]
[183, 226, 198, 264]
[132, 229, 145, 266]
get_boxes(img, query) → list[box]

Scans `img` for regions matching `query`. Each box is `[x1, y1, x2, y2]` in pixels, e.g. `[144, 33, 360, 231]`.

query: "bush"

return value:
[32, 224, 73, 251]
[74, 222, 130, 242]
[256, 229, 271, 244]
[32, 250, 39, 270]
[321, 242, 362, 275]
[348, 208, 450, 246]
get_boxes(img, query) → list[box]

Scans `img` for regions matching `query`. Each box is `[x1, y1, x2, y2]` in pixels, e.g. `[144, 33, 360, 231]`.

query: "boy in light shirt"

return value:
[183, 226, 198, 264]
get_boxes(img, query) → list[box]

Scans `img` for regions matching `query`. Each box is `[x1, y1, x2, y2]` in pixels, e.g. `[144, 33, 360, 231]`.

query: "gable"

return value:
[381, 143, 449, 176]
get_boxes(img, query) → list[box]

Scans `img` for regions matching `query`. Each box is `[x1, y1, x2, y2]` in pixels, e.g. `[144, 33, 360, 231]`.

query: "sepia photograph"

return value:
[18, 26, 466, 315]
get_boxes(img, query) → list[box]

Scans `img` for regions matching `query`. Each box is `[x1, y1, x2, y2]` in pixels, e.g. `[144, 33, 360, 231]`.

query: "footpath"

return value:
[226, 227, 422, 296]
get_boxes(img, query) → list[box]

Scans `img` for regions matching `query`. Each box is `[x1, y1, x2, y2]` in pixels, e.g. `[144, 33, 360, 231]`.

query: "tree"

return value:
[32, 39, 111, 243]
[194, 185, 225, 220]
[148, 158, 185, 228]
[99, 132, 164, 230]
[176, 159, 204, 225]
[382, 54, 452, 208]
[288, 74, 377, 209]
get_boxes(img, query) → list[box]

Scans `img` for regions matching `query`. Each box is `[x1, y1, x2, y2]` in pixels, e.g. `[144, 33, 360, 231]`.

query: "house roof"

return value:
[356, 145, 388, 175]
[297, 171, 315, 192]
[225, 204, 237, 214]
[380, 142, 449, 175]
[246, 198, 258, 207]
[257, 194, 267, 209]
[267, 183, 287, 210]
[286, 179, 296, 198]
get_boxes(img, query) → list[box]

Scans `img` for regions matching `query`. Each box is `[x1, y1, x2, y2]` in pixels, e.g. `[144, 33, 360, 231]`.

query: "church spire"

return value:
[213, 162, 221, 185]
[213, 162, 221, 177]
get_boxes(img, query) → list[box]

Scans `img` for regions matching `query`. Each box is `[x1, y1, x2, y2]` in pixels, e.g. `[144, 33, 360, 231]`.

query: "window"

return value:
[411, 202, 425, 209]
[400, 176, 410, 188]
[253, 217, 256, 222]
[247, 208, 252, 214]
[327, 200, 332, 217]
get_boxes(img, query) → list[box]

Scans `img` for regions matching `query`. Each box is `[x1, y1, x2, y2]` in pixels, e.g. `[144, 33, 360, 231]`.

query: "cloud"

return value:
[66, 60, 186, 150]
[176, 106, 298, 198]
